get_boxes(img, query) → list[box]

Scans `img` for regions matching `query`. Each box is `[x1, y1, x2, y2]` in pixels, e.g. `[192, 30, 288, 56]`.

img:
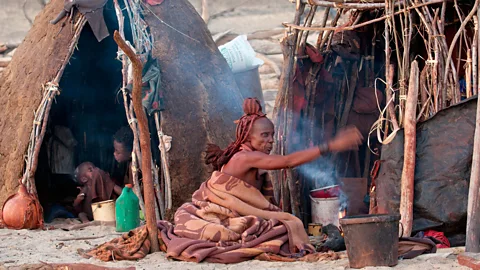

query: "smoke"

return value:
[280, 111, 350, 211]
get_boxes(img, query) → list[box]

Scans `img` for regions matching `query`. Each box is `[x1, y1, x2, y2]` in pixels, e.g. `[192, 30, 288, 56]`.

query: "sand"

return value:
[0, 220, 470, 270]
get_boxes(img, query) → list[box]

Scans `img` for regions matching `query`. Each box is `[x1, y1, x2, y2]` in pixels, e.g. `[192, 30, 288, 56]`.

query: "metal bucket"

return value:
[91, 200, 116, 222]
[340, 214, 400, 268]
[310, 195, 340, 226]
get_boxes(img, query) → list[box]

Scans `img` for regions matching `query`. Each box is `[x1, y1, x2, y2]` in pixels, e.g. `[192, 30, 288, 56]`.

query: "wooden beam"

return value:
[466, 7, 480, 253]
[113, 31, 160, 253]
[295, 0, 447, 9]
[399, 61, 419, 237]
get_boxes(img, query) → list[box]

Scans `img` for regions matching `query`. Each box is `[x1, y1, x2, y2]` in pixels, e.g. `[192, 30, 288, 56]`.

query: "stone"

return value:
[258, 63, 274, 74]
[260, 77, 279, 90]
[249, 39, 282, 55]
[262, 89, 277, 102]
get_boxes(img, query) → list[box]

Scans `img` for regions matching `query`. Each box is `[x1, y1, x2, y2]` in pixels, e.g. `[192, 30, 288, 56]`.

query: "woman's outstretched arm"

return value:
[238, 127, 363, 170]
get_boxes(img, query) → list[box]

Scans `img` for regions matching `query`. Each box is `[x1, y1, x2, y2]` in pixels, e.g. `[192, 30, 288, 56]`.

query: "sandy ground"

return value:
[0, 220, 470, 270]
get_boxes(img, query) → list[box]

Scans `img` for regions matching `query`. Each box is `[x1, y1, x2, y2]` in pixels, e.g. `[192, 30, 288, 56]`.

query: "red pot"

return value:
[1, 183, 43, 230]
[310, 185, 341, 199]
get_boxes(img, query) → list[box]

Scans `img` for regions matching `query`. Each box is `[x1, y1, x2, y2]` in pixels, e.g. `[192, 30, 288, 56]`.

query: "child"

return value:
[73, 162, 123, 223]
[113, 126, 135, 186]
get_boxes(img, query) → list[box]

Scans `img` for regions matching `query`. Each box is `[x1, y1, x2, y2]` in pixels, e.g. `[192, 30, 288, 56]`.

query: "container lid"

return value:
[310, 185, 339, 192]
[125, 184, 133, 188]
[339, 214, 400, 225]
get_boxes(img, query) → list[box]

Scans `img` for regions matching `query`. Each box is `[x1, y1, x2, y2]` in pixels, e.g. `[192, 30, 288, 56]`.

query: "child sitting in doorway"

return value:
[112, 126, 135, 186]
[73, 162, 123, 223]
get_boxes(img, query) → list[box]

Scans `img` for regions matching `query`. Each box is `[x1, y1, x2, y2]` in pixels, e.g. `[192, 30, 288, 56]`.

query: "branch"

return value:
[283, 0, 446, 32]
[443, 0, 479, 86]
[113, 30, 160, 253]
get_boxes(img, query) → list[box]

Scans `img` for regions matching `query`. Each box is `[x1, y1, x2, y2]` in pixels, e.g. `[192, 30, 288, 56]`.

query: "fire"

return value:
[338, 209, 346, 237]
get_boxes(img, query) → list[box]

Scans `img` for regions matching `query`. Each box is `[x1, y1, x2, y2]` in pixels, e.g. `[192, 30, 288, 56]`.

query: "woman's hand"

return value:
[328, 126, 363, 153]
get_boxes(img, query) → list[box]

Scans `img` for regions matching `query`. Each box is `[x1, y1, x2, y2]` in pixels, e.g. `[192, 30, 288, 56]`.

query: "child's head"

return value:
[74, 162, 96, 185]
[113, 126, 134, 163]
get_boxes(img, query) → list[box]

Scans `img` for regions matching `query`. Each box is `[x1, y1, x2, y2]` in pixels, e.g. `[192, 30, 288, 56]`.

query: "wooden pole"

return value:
[315, 7, 330, 49]
[474, 16, 479, 96]
[298, 0, 400, 9]
[113, 31, 160, 253]
[385, 0, 400, 134]
[386, 65, 400, 131]
[154, 112, 172, 210]
[465, 8, 480, 253]
[467, 49, 472, 99]
[399, 60, 419, 237]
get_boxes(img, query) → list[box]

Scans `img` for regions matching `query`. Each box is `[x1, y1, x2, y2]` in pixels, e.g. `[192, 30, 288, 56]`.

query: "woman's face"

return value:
[114, 140, 132, 163]
[248, 117, 274, 154]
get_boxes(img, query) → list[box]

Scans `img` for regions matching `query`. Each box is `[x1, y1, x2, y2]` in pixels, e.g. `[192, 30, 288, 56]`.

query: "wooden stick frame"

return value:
[274, 0, 480, 232]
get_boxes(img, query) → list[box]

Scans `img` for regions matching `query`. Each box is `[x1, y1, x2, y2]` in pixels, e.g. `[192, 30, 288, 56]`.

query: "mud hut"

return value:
[0, 0, 262, 222]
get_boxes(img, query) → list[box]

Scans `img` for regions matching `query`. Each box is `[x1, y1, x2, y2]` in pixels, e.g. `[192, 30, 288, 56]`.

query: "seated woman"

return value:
[86, 98, 362, 263]
[156, 98, 362, 263]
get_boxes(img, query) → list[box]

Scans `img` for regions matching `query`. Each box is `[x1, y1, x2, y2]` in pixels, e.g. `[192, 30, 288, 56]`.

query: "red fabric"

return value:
[305, 44, 324, 63]
[424, 230, 451, 248]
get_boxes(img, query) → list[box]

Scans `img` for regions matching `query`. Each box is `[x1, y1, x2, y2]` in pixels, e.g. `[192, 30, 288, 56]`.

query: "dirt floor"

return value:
[0, 222, 470, 270]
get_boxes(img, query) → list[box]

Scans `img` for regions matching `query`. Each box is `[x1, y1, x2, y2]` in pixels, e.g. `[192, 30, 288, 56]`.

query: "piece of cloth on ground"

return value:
[423, 230, 451, 248]
[83, 171, 315, 263]
[398, 235, 437, 259]
[81, 226, 151, 260]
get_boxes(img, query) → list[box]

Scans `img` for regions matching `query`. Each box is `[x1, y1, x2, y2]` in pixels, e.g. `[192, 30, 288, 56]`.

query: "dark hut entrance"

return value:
[34, 1, 135, 222]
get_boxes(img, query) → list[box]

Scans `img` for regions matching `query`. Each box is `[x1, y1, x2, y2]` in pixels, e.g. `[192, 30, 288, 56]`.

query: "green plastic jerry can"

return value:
[115, 184, 140, 232]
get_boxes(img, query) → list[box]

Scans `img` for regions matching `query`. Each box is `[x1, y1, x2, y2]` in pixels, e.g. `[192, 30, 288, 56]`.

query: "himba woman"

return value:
[155, 97, 363, 263]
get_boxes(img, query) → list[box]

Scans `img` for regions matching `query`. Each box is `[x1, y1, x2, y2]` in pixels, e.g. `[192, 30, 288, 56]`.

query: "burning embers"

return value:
[338, 208, 346, 219]
[338, 208, 346, 237]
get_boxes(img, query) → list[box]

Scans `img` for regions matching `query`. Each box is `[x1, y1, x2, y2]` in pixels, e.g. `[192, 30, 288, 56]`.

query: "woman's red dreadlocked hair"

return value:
[205, 98, 267, 171]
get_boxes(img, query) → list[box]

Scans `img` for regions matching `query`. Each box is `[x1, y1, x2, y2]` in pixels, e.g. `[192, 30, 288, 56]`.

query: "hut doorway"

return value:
[34, 3, 132, 222]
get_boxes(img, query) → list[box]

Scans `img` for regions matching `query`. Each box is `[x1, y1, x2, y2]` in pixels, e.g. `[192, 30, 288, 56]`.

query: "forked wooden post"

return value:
[113, 31, 160, 253]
